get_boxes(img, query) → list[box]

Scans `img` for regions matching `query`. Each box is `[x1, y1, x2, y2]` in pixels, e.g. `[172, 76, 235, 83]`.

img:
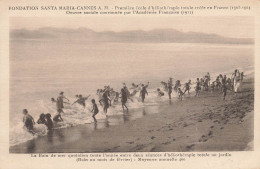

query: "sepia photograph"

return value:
[9, 16, 254, 153]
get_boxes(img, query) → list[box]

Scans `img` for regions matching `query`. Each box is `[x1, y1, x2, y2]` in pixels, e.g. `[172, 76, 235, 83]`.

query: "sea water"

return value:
[9, 40, 254, 146]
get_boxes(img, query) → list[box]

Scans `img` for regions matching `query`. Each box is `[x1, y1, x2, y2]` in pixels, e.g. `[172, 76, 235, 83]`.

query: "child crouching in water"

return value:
[157, 88, 164, 97]
[91, 99, 99, 123]
[53, 109, 63, 122]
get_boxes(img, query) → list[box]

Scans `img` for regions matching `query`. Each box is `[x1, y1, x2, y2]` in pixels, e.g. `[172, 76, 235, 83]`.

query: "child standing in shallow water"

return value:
[91, 99, 99, 123]
[195, 78, 200, 97]
[120, 88, 128, 111]
[177, 88, 184, 101]
[222, 84, 227, 100]
[45, 113, 53, 130]
[22, 109, 35, 134]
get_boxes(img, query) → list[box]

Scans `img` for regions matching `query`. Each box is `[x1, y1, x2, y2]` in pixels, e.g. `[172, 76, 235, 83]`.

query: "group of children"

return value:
[22, 92, 100, 134]
[159, 78, 192, 101]
[158, 70, 244, 101]
[22, 70, 244, 134]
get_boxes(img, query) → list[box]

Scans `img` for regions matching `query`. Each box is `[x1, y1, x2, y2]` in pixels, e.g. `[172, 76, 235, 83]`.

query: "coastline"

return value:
[10, 77, 254, 153]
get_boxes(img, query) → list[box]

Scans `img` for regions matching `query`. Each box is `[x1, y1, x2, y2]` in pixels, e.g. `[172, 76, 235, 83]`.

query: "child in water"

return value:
[210, 82, 216, 93]
[45, 113, 54, 130]
[177, 88, 184, 101]
[241, 72, 244, 82]
[53, 109, 64, 122]
[140, 84, 148, 102]
[113, 92, 120, 102]
[56, 91, 70, 112]
[91, 99, 99, 123]
[167, 82, 172, 100]
[195, 78, 200, 97]
[222, 84, 227, 100]
[99, 91, 111, 114]
[183, 80, 191, 96]
[22, 109, 35, 134]
[37, 113, 46, 124]
[120, 88, 128, 111]
[51, 97, 69, 113]
[157, 88, 164, 97]
[72, 94, 90, 108]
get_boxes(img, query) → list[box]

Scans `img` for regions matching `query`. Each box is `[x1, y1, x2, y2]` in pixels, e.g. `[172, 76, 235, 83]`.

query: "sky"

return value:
[10, 16, 254, 39]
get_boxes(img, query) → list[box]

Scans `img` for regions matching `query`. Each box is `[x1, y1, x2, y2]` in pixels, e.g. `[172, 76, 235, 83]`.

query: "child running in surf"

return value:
[140, 84, 148, 103]
[174, 80, 181, 92]
[183, 80, 192, 96]
[91, 99, 99, 123]
[120, 88, 128, 111]
[177, 88, 184, 101]
[99, 91, 111, 114]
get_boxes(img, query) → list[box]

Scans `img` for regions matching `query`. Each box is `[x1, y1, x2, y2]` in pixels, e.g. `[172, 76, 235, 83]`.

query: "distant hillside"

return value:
[10, 27, 254, 44]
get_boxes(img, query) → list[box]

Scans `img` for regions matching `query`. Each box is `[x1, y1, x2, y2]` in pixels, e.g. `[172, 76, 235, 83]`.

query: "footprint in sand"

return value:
[186, 144, 195, 150]
[151, 136, 155, 139]
[162, 141, 171, 145]
[220, 127, 224, 129]
[210, 126, 214, 129]
[202, 138, 208, 142]
[172, 138, 176, 141]
[208, 131, 213, 136]
[126, 141, 134, 144]
[113, 146, 120, 149]
[136, 144, 145, 150]
[150, 147, 157, 152]
[198, 119, 202, 122]
[213, 120, 220, 123]
[183, 123, 188, 127]
[199, 135, 208, 142]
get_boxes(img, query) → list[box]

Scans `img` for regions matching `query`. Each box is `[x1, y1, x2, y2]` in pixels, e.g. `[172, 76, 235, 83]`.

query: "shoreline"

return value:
[10, 77, 254, 153]
[9, 68, 254, 147]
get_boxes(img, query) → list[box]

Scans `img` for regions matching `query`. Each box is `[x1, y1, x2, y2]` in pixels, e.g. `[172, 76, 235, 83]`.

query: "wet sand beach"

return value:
[10, 77, 254, 153]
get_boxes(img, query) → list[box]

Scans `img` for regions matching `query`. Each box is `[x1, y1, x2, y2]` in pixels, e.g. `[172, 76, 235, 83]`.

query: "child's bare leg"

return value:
[122, 103, 124, 110]
[92, 115, 97, 123]
[124, 104, 128, 110]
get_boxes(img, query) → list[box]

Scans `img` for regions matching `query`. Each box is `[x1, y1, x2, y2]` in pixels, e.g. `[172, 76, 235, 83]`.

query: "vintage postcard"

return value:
[0, 0, 259, 168]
